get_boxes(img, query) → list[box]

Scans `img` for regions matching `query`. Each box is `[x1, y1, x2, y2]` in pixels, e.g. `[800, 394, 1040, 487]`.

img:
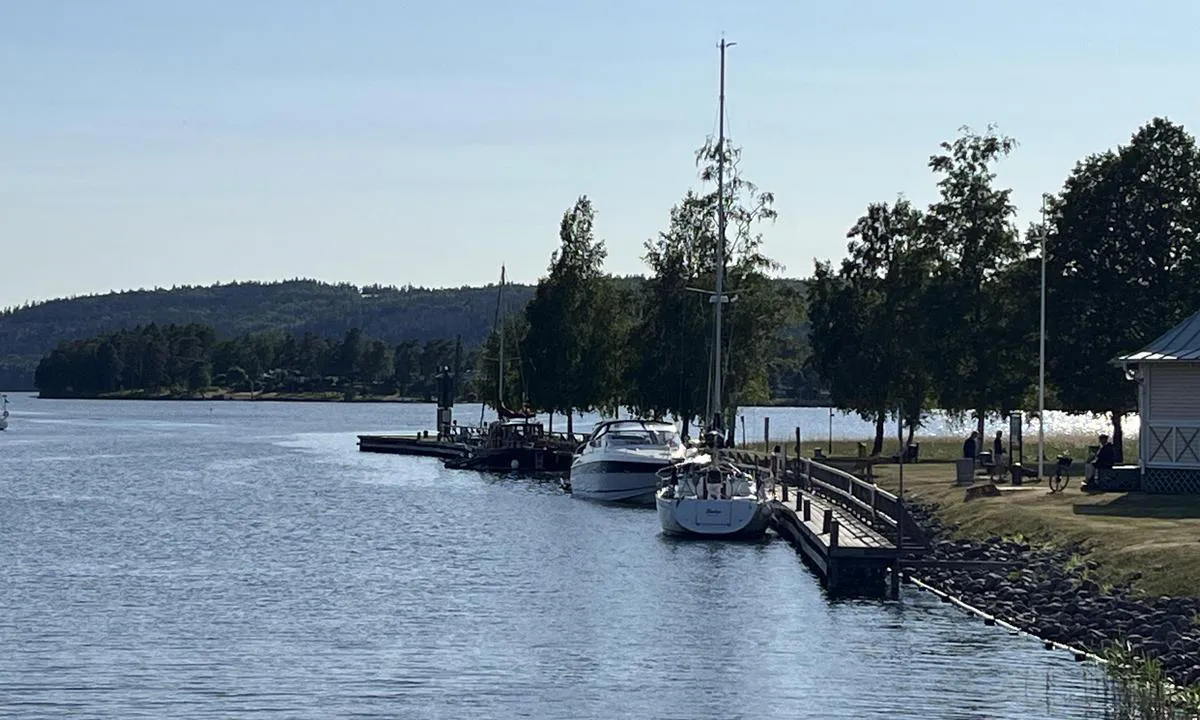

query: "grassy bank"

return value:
[744, 433, 1200, 598]
[864, 455, 1199, 599]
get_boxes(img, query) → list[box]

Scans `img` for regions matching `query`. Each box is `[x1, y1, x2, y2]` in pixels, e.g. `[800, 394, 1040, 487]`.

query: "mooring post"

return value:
[795, 426, 802, 459]
[829, 519, 840, 548]
[802, 498, 811, 521]
[763, 416, 769, 452]
[780, 444, 788, 502]
[822, 508, 832, 533]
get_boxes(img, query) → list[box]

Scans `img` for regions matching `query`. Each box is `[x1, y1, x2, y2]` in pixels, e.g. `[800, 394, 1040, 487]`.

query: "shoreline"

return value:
[864, 463, 1200, 700]
[29, 392, 837, 408]
[35, 391, 442, 404]
[901, 500, 1200, 697]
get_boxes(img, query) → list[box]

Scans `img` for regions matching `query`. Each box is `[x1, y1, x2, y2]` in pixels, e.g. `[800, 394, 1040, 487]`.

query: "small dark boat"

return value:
[443, 417, 575, 473]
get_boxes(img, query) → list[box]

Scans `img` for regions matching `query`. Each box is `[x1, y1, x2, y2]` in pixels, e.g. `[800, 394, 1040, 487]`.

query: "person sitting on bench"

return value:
[1095, 434, 1116, 471]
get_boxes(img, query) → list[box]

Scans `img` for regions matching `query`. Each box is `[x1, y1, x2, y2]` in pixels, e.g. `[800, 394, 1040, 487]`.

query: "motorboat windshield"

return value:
[588, 420, 681, 450]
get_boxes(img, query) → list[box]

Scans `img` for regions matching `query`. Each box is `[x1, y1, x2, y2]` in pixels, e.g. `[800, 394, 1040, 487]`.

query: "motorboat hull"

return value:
[569, 459, 667, 505]
[656, 493, 772, 539]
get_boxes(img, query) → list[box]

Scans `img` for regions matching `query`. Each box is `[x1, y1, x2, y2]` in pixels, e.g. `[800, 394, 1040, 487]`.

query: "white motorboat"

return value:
[0, 394, 8, 431]
[569, 419, 690, 505]
[654, 38, 771, 540]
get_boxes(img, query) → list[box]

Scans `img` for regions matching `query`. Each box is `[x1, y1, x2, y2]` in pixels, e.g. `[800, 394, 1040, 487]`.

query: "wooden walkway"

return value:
[731, 453, 925, 598]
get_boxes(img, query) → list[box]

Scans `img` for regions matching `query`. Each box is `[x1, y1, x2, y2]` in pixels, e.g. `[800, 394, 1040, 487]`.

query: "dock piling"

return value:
[802, 498, 811, 521]
[822, 508, 833, 534]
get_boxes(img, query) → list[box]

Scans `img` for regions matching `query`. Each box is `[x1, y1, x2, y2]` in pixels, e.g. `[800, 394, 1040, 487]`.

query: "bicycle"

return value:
[1048, 454, 1074, 493]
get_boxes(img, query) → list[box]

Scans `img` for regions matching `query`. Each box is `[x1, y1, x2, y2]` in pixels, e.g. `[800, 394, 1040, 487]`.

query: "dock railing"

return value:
[797, 457, 926, 549]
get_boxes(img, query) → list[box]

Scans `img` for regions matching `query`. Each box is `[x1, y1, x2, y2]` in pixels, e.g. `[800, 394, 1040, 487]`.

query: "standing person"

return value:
[962, 431, 979, 460]
[993, 430, 1005, 467]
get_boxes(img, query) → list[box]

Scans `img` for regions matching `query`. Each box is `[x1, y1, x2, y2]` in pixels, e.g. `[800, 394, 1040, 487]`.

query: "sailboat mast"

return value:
[498, 265, 506, 411]
[710, 38, 734, 432]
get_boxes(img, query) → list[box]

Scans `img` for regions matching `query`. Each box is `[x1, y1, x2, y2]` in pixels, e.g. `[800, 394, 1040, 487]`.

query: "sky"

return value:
[2, 0, 1199, 309]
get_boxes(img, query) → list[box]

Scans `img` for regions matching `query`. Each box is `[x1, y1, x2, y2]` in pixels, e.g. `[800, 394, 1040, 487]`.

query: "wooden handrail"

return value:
[798, 457, 924, 545]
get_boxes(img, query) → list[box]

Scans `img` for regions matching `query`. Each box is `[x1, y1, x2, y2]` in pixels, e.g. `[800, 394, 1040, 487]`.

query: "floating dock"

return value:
[357, 434, 473, 460]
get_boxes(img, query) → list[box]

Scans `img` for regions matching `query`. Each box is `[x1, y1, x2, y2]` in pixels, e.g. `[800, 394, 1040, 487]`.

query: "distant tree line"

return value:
[34, 323, 474, 401]
[4, 274, 821, 400]
[807, 118, 1200, 456]
[1, 280, 535, 392]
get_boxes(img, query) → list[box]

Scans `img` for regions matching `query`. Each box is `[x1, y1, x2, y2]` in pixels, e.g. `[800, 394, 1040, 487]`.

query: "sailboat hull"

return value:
[656, 493, 772, 539]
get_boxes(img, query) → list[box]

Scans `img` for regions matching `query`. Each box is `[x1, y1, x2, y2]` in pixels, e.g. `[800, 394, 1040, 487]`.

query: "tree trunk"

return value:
[549, 411, 554, 434]
[905, 421, 916, 447]
[567, 411, 574, 440]
[975, 412, 985, 444]
[1111, 410, 1124, 465]
[872, 413, 885, 456]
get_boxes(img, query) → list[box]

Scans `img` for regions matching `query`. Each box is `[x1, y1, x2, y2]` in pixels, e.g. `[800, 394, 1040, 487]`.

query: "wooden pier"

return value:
[743, 453, 926, 598]
[357, 434, 473, 460]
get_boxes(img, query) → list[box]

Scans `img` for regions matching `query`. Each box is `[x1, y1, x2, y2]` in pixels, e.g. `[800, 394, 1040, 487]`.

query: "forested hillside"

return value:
[0, 279, 535, 390]
[5, 277, 816, 398]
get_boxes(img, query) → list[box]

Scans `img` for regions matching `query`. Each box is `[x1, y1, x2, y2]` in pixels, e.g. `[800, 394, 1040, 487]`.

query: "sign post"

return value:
[1009, 411, 1024, 483]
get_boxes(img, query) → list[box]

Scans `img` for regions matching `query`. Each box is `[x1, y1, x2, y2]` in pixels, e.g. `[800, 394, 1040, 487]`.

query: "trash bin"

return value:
[905, 443, 920, 463]
[856, 442, 867, 458]
[955, 457, 974, 484]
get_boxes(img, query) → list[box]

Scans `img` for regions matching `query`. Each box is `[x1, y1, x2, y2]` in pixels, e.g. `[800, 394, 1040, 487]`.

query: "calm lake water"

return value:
[1, 397, 1121, 719]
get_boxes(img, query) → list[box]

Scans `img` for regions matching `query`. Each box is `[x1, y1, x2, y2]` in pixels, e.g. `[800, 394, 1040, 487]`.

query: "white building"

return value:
[1116, 309, 1200, 494]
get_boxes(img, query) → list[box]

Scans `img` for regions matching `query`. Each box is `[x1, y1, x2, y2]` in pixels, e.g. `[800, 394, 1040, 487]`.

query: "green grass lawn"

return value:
[870, 461, 1200, 598]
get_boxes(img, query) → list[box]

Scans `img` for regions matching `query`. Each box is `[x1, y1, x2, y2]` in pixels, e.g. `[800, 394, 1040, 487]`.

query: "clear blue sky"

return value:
[2, 0, 1198, 309]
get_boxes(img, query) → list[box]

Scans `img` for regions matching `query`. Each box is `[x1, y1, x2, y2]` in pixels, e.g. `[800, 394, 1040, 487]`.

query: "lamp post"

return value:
[828, 407, 833, 454]
[1038, 194, 1049, 481]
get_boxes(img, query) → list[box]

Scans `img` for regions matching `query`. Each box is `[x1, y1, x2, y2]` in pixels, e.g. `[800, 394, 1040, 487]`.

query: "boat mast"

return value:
[710, 38, 734, 436]
[482, 265, 506, 428]
[498, 265, 506, 414]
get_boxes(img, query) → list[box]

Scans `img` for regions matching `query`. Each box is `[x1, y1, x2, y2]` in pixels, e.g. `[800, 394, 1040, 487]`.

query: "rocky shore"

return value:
[905, 501, 1200, 689]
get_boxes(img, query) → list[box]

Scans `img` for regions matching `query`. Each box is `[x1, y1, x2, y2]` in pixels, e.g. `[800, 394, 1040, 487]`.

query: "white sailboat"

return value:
[655, 39, 771, 540]
[0, 394, 9, 431]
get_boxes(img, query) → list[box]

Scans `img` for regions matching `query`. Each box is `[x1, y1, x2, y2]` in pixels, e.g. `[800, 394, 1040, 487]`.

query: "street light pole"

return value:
[1038, 195, 1049, 481]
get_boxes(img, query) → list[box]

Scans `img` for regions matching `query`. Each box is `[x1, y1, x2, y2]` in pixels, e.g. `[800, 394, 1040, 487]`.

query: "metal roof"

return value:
[1116, 309, 1200, 363]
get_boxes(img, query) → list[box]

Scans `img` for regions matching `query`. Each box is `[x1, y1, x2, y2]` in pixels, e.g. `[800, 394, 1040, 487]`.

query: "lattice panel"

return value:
[1144, 467, 1200, 494]
[1176, 427, 1200, 464]
[1149, 426, 1174, 463]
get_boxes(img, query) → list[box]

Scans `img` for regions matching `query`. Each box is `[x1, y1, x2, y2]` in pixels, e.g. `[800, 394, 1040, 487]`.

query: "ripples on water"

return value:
[0, 398, 1116, 719]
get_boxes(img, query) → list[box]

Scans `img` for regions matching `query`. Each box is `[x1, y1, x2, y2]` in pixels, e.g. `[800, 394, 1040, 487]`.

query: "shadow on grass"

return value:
[1073, 493, 1200, 519]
